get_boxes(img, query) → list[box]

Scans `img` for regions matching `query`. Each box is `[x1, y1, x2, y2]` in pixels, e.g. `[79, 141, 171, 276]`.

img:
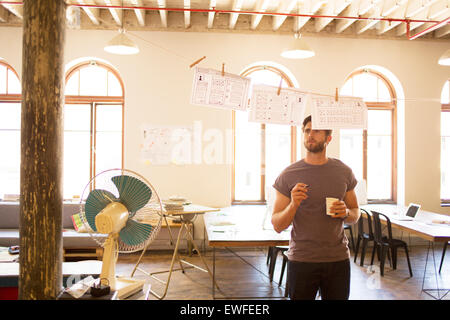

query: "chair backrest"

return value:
[371, 211, 393, 243]
[359, 208, 374, 238]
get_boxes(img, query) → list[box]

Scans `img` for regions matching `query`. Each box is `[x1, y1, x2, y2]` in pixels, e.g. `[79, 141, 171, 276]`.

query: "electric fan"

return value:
[79, 168, 163, 299]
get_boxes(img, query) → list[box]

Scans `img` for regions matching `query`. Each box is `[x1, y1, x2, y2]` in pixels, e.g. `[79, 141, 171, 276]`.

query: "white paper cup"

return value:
[326, 197, 339, 215]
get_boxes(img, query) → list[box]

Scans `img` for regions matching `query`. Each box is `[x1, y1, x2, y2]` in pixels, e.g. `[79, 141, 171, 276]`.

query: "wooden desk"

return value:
[361, 204, 450, 299]
[204, 206, 290, 299]
[131, 204, 220, 300]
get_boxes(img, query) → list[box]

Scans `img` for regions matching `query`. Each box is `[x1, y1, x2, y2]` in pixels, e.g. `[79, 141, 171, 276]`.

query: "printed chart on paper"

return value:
[248, 84, 308, 126]
[190, 67, 250, 111]
[310, 95, 368, 130]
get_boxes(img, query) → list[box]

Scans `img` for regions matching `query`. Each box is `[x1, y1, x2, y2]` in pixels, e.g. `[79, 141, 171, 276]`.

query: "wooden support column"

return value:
[19, 0, 66, 300]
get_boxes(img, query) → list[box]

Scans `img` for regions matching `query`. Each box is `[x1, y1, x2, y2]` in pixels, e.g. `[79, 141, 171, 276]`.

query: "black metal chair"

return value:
[370, 211, 413, 277]
[439, 241, 448, 273]
[267, 245, 289, 282]
[344, 224, 355, 253]
[354, 208, 375, 266]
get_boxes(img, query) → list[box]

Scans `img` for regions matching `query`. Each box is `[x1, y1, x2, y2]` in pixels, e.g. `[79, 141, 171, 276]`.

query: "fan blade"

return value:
[119, 219, 153, 246]
[84, 189, 118, 231]
[111, 175, 152, 215]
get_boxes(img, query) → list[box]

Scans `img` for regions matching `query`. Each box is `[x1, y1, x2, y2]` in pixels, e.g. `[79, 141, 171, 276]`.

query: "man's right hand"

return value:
[290, 183, 309, 209]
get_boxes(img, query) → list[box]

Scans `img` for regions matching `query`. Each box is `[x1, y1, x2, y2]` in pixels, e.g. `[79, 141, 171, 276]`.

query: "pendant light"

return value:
[438, 49, 450, 66]
[281, 33, 315, 59]
[104, 1, 139, 55]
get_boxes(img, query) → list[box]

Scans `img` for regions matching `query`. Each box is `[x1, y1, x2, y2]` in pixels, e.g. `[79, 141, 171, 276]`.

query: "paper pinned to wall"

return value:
[310, 94, 368, 130]
[248, 84, 308, 126]
[140, 125, 193, 165]
[190, 67, 251, 111]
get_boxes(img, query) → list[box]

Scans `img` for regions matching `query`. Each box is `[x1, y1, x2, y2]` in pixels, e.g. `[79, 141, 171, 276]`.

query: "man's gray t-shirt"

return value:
[273, 158, 357, 263]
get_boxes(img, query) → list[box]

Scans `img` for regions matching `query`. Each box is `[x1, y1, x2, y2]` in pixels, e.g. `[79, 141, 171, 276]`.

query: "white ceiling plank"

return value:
[410, 11, 450, 38]
[251, 0, 271, 30]
[184, 0, 191, 28]
[428, 0, 450, 19]
[0, 6, 8, 22]
[356, 5, 383, 33]
[316, 0, 351, 32]
[396, 7, 427, 34]
[435, 23, 450, 36]
[229, 0, 244, 29]
[157, 0, 168, 28]
[377, 2, 407, 34]
[77, 0, 100, 25]
[359, 0, 381, 15]
[272, 0, 298, 31]
[293, 0, 328, 32]
[1, 2, 22, 20]
[336, 0, 361, 33]
[381, 0, 408, 16]
[207, 0, 216, 29]
[130, 0, 145, 27]
[104, 0, 122, 26]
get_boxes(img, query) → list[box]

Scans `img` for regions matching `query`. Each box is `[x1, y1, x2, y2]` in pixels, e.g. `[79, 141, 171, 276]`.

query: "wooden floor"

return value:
[116, 244, 450, 300]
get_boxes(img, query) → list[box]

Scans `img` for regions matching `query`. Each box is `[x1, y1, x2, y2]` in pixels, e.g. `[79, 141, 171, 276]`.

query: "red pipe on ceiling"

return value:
[0, 1, 448, 40]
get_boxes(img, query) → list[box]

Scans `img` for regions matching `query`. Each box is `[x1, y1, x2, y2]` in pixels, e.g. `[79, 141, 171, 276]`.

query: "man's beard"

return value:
[304, 140, 326, 153]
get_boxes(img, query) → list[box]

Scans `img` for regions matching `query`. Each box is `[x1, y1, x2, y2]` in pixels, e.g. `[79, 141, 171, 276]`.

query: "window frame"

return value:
[442, 100, 450, 205]
[343, 69, 397, 204]
[232, 65, 297, 205]
[64, 61, 125, 194]
[0, 61, 21, 197]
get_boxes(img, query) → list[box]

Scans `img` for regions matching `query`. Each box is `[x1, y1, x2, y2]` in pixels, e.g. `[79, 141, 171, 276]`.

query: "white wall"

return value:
[1, 27, 449, 242]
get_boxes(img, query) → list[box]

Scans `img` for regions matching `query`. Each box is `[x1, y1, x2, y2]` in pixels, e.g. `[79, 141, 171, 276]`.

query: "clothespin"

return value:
[277, 76, 283, 96]
[335, 87, 339, 102]
[189, 56, 206, 68]
[222, 63, 225, 76]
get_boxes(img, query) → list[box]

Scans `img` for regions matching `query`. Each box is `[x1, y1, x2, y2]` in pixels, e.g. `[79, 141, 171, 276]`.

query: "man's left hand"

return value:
[330, 200, 348, 219]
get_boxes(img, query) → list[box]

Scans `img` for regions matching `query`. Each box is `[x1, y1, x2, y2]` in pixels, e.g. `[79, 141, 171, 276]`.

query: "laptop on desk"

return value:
[391, 203, 421, 221]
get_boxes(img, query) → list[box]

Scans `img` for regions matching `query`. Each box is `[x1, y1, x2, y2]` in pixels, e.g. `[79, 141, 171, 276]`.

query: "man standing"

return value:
[271, 115, 360, 300]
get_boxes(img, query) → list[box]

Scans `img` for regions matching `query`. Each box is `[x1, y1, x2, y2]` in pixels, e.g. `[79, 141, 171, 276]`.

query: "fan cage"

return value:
[79, 168, 163, 253]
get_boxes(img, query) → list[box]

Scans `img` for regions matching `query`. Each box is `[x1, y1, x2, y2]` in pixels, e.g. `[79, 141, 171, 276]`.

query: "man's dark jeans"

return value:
[287, 258, 351, 300]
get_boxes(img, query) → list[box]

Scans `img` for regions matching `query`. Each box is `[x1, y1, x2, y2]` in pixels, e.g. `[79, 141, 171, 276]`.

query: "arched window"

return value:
[340, 69, 397, 202]
[64, 60, 124, 199]
[233, 64, 297, 204]
[0, 60, 21, 197]
[441, 80, 450, 204]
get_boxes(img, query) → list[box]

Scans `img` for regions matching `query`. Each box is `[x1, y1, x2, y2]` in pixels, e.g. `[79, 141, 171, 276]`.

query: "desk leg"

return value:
[421, 241, 450, 300]
[181, 223, 220, 291]
[213, 247, 216, 300]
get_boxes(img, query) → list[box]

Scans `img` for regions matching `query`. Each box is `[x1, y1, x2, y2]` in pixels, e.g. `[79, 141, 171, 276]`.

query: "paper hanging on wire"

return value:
[248, 84, 308, 126]
[309, 94, 368, 130]
[190, 67, 251, 111]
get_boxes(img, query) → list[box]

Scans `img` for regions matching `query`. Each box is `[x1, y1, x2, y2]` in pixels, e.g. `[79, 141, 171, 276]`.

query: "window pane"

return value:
[63, 104, 91, 199]
[0, 102, 21, 129]
[107, 71, 122, 96]
[340, 78, 352, 96]
[7, 70, 20, 94]
[95, 104, 123, 175]
[96, 105, 122, 131]
[265, 124, 291, 193]
[234, 111, 261, 200]
[95, 132, 122, 175]
[353, 73, 378, 102]
[0, 65, 6, 94]
[65, 71, 79, 95]
[367, 110, 391, 135]
[0, 131, 20, 196]
[441, 112, 450, 199]
[79, 65, 107, 96]
[367, 135, 392, 199]
[63, 132, 90, 199]
[340, 129, 363, 181]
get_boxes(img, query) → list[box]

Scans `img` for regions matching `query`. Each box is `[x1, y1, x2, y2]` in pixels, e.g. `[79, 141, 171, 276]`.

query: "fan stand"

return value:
[102, 234, 146, 299]
[131, 213, 221, 300]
